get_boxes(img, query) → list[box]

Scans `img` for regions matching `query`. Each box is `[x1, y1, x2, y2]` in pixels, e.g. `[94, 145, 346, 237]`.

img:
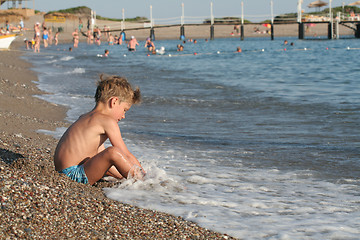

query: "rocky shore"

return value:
[0, 41, 235, 239]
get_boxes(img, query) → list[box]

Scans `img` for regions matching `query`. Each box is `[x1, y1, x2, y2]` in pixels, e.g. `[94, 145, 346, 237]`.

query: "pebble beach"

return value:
[0, 41, 235, 239]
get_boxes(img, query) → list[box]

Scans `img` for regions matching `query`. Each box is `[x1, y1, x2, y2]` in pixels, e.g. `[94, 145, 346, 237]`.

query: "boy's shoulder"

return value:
[90, 110, 119, 129]
[84, 110, 116, 124]
[74, 111, 119, 135]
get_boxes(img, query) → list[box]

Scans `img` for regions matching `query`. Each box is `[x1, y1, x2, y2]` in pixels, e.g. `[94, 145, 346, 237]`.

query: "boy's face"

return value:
[113, 100, 132, 122]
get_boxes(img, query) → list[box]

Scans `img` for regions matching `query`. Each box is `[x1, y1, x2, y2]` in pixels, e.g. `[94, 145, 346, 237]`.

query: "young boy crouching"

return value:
[54, 75, 145, 185]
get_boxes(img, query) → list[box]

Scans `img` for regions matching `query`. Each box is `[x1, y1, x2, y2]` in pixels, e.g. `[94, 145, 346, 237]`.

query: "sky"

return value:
[1, 0, 355, 22]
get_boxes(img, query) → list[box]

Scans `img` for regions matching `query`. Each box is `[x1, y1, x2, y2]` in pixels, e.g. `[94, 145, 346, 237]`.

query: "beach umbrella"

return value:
[348, 1, 360, 6]
[308, 0, 328, 11]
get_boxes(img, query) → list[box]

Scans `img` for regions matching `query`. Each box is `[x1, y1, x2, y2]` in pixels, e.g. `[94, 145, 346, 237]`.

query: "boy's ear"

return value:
[109, 97, 118, 108]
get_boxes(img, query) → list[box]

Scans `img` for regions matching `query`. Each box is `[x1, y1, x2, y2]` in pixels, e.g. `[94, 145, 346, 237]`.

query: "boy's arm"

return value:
[105, 119, 143, 169]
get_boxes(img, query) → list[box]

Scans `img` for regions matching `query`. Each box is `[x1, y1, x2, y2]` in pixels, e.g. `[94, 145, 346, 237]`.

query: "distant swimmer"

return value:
[108, 34, 114, 45]
[128, 36, 139, 51]
[34, 22, 40, 39]
[97, 49, 110, 58]
[24, 38, 32, 50]
[72, 29, 79, 48]
[94, 27, 101, 46]
[55, 32, 59, 45]
[236, 47, 242, 53]
[43, 27, 49, 48]
[144, 37, 155, 51]
[118, 34, 123, 45]
[87, 29, 93, 45]
[177, 44, 184, 52]
[114, 35, 119, 45]
[48, 28, 53, 45]
[34, 35, 40, 53]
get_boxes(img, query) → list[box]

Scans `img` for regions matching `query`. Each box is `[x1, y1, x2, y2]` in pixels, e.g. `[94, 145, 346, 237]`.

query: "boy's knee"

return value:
[106, 146, 124, 161]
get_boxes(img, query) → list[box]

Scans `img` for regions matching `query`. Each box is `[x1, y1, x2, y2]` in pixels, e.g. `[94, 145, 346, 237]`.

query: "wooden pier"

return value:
[105, 20, 360, 41]
[298, 20, 360, 40]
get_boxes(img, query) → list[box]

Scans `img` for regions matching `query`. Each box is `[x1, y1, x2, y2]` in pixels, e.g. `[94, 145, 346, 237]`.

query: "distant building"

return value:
[0, 0, 35, 17]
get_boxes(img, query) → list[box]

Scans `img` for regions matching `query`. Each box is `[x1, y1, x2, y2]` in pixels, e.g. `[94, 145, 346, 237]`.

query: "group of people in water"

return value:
[83, 33, 244, 56]
[25, 22, 60, 52]
[25, 23, 247, 56]
[83, 26, 143, 53]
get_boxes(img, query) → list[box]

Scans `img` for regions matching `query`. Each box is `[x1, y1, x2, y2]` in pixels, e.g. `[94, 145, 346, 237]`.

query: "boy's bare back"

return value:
[54, 110, 117, 171]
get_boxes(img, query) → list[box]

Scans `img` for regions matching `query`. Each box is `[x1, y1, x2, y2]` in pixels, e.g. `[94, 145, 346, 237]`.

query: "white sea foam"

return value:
[47, 59, 58, 64]
[186, 175, 213, 184]
[66, 68, 85, 74]
[60, 56, 74, 61]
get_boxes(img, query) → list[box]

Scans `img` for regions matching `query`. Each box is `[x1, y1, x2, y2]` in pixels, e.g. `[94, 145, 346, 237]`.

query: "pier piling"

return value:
[298, 23, 304, 39]
[180, 25, 185, 40]
[150, 28, 155, 41]
[210, 25, 214, 40]
[210, 2, 215, 40]
[356, 24, 360, 38]
[328, 23, 333, 40]
[240, 25, 244, 41]
[240, 1, 244, 41]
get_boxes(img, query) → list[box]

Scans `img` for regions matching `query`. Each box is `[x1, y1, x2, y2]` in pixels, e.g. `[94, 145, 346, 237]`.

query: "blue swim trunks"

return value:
[58, 165, 88, 184]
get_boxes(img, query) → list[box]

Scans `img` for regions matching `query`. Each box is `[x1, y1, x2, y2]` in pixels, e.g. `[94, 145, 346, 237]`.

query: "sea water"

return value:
[25, 37, 360, 239]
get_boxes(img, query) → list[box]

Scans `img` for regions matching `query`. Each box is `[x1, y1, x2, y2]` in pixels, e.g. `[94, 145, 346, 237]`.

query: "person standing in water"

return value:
[42, 27, 49, 48]
[128, 36, 139, 51]
[72, 29, 80, 48]
[144, 37, 155, 52]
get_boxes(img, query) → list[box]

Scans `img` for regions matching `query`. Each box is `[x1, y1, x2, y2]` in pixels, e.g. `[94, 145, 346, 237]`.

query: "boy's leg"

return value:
[83, 146, 143, 185]
[106, 166, 124, 179]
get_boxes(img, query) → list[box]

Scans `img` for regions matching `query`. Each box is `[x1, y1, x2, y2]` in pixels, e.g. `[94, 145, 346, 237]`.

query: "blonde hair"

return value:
[94, 75, 141, 104]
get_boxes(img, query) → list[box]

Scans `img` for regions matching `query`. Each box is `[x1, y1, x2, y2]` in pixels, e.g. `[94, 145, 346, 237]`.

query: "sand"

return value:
[0, 36, 236, 239]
